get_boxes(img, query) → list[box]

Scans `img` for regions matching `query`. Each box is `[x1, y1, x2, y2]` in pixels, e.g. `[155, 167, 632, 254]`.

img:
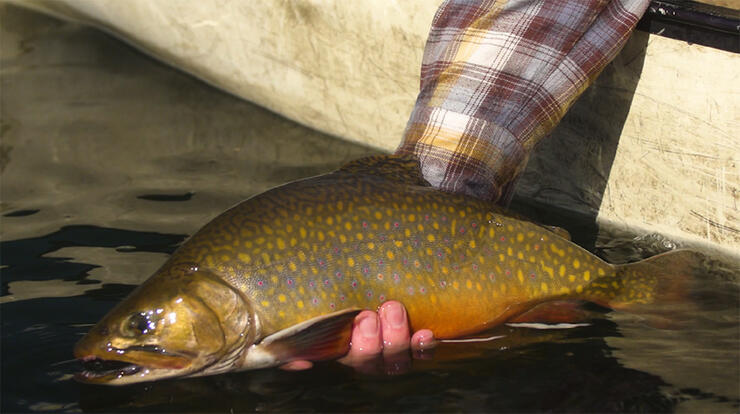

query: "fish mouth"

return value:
[74, 345, 194, 385]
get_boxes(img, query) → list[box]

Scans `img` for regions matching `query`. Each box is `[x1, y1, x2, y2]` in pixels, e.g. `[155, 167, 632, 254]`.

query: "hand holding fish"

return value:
[280, 301, 436, 373]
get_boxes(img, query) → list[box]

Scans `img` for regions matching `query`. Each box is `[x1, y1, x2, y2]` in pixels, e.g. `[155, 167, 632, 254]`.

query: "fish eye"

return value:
[123, 312, 157, 337]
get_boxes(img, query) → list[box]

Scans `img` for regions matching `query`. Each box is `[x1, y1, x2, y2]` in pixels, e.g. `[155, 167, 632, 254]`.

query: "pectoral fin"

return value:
[243, 308, 361, 369]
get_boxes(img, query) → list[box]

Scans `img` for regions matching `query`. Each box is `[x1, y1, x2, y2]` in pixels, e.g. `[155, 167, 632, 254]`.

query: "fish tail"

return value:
[586, 249, 705, 327]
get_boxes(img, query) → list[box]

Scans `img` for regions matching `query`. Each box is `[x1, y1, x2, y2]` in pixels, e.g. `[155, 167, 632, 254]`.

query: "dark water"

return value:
[2, 5, 739, 413]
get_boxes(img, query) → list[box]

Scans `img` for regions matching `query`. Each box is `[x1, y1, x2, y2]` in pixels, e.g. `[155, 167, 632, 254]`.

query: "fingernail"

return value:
[359, 314, 378, 339]
[384, 302, 406, 329]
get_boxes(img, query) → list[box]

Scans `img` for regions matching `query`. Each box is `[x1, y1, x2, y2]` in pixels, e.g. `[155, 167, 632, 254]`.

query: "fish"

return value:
[74, 155, 700, 385]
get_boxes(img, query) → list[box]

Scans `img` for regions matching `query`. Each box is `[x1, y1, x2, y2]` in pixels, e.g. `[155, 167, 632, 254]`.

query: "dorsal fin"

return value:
[335, 155, 429, 186]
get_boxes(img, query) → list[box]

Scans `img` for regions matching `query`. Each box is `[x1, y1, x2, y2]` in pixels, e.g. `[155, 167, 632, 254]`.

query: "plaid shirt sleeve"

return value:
[396, 0, 650, 203]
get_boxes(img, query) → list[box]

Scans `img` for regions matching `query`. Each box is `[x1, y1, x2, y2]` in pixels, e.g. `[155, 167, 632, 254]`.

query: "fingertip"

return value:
[411, 329, 437, 350]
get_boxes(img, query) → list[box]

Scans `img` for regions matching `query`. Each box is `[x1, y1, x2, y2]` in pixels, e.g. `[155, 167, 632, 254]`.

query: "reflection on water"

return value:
[1, 5, 738, 413]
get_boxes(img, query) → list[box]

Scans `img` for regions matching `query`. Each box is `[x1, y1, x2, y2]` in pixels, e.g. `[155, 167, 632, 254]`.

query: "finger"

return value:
[378, 301, 411, 354]
[279, 360, 313, 371]
[339, 311, 383, 364]
[410, 329, 437, 351]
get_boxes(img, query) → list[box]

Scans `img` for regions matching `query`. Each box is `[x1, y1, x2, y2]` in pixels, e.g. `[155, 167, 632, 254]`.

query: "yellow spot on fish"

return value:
[426, 234, 436, 243]
[433, 221, 440, 230]
[288, 262, 297, 272]
[344, 222, 352, 231]
[244, 241, 253, 249]
[374, 211, 382, 220]
[394, 240, 403, 248]
[583, 271, 591, 282]
[576, 285, 583, 293]
[299, 287, 305, 295]
[256, 237, 265, 245]
[517, 233, 524, 242]
[404, 229, 411, 238]
[357, 233, 364, 240]
[339, 234, 348, 244]
[500, 284, 507, 293]
[459, 210, 466, 217]
[559, 265, 567, 277]
[290, 238, 297, 247]
[453, 281, 459, 290]
[276, 238, 286, 250]
[466, 280, 473, 289]
[259, 300, 271, 308]
[298, 251, 306, 262]
[543, 265, 554, 278]
[408, 214, 416, 222]
[476, 282, 482, 291]
[517, 251, 524, 260]
[417, 224, 424, 232]
[489, 228, 495, 238]
[386, 250, 394, 260]
[469, 240, 476, 249]
[541, 282, 548, 293]
[238, 253, 251, 264]
[367, 242, 375, 250]
[278, 311, 285, 318]
[318, 231, 325, 242]
[278, 294, 286, 303]
[442, 266, 449, 274]
[569, 275, 576, 282]
[271, 276, 278, 284]
[286, 224, 293, 233]
[297, 300, 304, 309]
[612, 281, 620, 289]
[573, 259, 581, 269]
[261, 253, 271, 265]
[430, 294, 438, 304]
[347, 257, 355, 267]
[598, 268, 606, 276]
[499, 254, 506, 262]
[507, 247, 513, 256]
[517, 270, 524, 283]
[299, 228, 307, 238]
[275, 264, 284, 273]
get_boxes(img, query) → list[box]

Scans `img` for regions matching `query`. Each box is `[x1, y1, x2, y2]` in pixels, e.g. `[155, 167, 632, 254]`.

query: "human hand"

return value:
[280, 301, 437, 374]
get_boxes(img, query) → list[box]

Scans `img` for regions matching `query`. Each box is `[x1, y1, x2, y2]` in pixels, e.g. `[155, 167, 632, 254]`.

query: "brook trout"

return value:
[75, 155, 698, 384]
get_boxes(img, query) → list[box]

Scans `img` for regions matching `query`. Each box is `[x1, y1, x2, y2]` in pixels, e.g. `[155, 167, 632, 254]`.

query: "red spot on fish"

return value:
[505, 270, 511, 276]
[472, 264, 478, 271]
[460, 227, 466, 234]
[334, 247, 340, 254]
[318, 259, 325, 266]
[287, 279, 294, 286]
[394, 222, 400, 228]
[309, 281, 315, 288]
[392, 273, 400, 282]
[500, 236, 506, 242]
[420, 287, 426, 294]
[351, 281, 358, 288]
[471, 222, 477, 228]
[424, 215, 430, 221]
[489, 273, 496, 281]
[379, 294, 386, 302]
[414, 260, 421, 268]
[407, 287, 415, 295]
[534, 244, 540, 251]
[444, 237, 450, 243]
[324, 279, 330, 286]
[366, 291, 373, 298]
[335, 271, 343, 278]
[340, 295, 346, 301]
[377, 273, 384, 280]
[441, 216, 447, 221]
[403, 258, 408, 265]
[362, 221, 368, 229]
[362, 266, 370, 274]
[530, 273, 536, 279]
[452, 264, 459, 271]
[312, 298, 319, 305]
[425, 264, 432, 271]
[257, 280, 264, 287]
[330, 303, 336, 309]
[437, 251, 443, 258]
[378, 259, 384, 266]
[440, 280, 447, 288]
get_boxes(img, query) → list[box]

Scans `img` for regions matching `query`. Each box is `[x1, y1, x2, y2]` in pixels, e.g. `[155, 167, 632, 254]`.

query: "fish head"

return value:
[74, 263, 254, 385]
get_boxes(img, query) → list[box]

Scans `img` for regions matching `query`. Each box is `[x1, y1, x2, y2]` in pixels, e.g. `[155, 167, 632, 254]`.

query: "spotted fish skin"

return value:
[166, 155, 659, 338]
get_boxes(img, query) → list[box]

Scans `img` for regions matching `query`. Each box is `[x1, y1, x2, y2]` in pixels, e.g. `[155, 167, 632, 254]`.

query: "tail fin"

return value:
[591, 249, 706, 328]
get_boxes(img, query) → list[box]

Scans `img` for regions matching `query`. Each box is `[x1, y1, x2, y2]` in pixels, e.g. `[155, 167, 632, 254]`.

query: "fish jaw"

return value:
[74, 341, 199, 385]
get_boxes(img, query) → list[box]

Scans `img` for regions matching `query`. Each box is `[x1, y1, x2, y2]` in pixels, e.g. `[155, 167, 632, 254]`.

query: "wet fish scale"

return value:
[170, 156, 618, 338]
